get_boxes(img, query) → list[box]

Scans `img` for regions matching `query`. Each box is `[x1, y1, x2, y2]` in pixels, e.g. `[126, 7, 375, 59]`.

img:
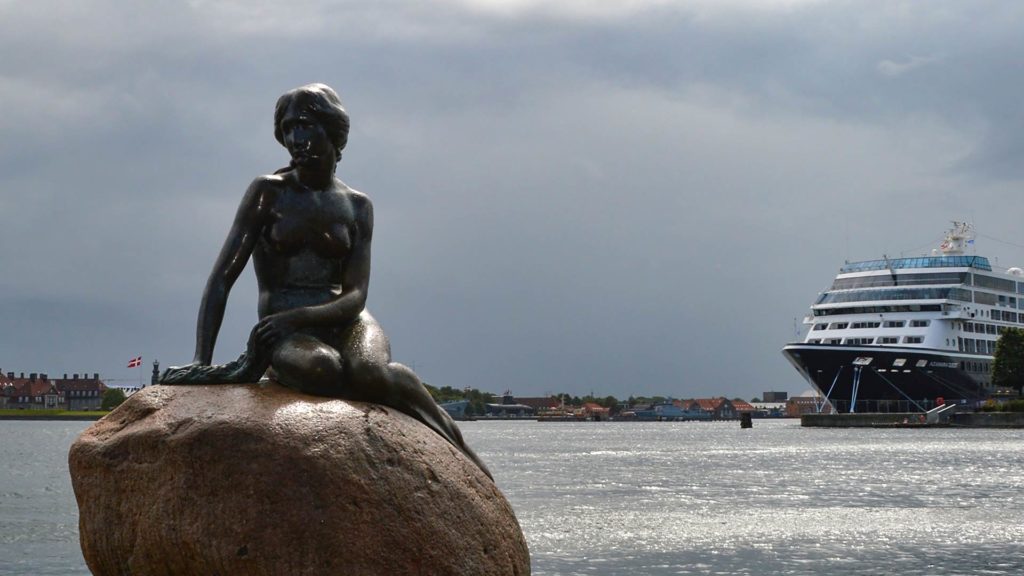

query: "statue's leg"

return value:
[338, 312, 493, 480]
[269, 333, 344, 396]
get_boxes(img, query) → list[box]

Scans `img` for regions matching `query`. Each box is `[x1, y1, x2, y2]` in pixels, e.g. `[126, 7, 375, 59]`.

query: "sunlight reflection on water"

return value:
[464, 419, 1024, 576]
[3, 419, 1023, 575]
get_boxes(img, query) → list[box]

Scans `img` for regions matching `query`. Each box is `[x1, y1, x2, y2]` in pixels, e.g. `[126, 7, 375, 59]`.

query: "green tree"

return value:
[101, 388, 127, 410]
[993, 327, 1024, 392]
[750, 397, 762, 403]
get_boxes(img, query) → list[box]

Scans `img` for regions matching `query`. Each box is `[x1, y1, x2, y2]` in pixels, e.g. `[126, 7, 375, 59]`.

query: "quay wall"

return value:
[803, 412, 1024, 428]
[801, 413, 920, 427]
[950, 412, 1024, 427]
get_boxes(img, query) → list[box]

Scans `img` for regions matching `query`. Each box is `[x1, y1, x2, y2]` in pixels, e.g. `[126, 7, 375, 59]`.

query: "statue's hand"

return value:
[255, 313, 299, 350]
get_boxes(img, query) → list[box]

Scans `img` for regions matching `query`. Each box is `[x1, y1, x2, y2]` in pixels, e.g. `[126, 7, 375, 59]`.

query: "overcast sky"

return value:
[2, 0, 1023, 399]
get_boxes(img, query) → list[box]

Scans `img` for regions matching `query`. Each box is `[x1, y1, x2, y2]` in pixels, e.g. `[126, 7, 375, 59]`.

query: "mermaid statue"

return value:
[161, 83, 491, 479]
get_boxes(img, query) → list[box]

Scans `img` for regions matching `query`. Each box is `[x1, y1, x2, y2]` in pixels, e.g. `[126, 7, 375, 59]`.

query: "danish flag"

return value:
[127, 356, 143, 368]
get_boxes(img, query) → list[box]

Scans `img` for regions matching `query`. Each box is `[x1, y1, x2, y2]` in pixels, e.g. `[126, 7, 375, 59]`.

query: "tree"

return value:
[993, 327, 1024, 392]
[101, 388, 127, 410]
[750, 397, 762, 403]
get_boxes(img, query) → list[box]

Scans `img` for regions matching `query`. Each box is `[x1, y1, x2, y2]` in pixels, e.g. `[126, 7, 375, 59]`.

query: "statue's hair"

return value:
[274, 83, 350, 161]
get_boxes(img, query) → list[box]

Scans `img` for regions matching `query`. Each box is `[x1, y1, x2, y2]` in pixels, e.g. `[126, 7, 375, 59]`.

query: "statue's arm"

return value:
[193, 178, 271, 364]
[255, 193, 372, 345]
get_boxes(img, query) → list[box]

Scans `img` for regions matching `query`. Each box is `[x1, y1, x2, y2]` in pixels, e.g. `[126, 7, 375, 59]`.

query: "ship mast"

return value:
[937, 221, 974, 255]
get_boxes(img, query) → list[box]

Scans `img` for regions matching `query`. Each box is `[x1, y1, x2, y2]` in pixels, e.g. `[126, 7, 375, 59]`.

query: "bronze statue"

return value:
[161, 84, 491, 478]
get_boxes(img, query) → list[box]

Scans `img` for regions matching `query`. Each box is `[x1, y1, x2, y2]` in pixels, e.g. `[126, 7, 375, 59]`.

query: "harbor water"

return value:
[2, 419, 1023, 575]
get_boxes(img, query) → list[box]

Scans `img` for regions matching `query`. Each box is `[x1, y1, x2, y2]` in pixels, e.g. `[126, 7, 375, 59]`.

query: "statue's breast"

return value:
[264, 190, 354, 259]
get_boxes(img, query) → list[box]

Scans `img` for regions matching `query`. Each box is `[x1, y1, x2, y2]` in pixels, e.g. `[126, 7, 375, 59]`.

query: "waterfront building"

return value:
[691, 398, 739, 420]
[731, 399, 756, 415]
[0, 371, 107, 411]
[786, 395, 834, 417]
[579, 402, 610, 421]
[623, 400, 710, 421]
[515, 397, 562, 412]
[439, 400, 470, 419]
[751, 402, 788, 417]
[484, 393, 535, 418]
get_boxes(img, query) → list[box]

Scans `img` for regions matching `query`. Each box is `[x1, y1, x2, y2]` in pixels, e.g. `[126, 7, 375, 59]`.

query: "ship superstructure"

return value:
[782, 223, 1022, 413]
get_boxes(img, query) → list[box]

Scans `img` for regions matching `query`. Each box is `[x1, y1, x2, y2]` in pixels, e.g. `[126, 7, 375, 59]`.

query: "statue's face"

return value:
[279, 99, 334, 168]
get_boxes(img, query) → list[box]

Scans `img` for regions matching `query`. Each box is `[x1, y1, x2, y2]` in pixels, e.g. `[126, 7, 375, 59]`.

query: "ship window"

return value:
[813, 323, 828, 331]
[883, 320, 906, 328]
[903, 336, 924, 344]
[974, 291, 998, 305]
[817, 287, 973, 305]
[850, 322, 881, 329]
[910, 320, 930, 327]
[829, 322, 848, 330]
[893, 358, 906, 367]
[840, 256, 991, 273]
[973, 274, 1016, 292]
[826, 338, 842, 344]
[997, 295, 1018, 308]
[878, 336, 899, 344]
[807, 339, 821, 344]
[814, 304, 943, 316]
[844, 338, 874, 345]
[829, 272, 970, 290]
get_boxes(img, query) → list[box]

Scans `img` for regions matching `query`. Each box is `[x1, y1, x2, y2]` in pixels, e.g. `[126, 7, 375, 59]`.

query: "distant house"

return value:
[515, 397, 562, 412]
[0, 372, 12, 408]
[731, 399, 756, 414]
[0, 371, 107, 411]
[579, 402, 610, 421]
[691, 397, 738, 420]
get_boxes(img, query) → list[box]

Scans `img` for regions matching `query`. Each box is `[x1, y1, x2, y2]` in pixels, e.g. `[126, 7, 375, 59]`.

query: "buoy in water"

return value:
[740, 413, 753, 429]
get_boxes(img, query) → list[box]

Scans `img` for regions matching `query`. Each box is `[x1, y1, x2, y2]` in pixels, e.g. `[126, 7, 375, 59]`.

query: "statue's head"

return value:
[274, 83, 350, 161]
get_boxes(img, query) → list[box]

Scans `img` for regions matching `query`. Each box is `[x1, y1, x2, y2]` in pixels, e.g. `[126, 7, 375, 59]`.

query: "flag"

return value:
[127, 356, 143, 368]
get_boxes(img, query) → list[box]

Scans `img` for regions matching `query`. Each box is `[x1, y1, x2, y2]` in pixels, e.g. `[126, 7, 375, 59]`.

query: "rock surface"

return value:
[69, 383, 530, 576]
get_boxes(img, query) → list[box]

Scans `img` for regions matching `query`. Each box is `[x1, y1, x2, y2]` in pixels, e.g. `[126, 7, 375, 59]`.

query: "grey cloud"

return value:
[876, 56, 941, 78]
[3, 0, 1024, 399]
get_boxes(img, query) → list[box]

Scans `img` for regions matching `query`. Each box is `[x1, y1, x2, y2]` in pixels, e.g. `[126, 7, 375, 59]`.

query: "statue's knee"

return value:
[273, 345, 342, 390]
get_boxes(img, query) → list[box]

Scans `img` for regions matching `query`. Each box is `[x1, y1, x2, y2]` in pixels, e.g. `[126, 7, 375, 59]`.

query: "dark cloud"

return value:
[2, 1, 1023, 399]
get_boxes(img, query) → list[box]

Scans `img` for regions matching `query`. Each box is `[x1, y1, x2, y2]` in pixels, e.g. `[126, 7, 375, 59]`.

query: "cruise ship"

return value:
[782, 223, 1021, 413]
